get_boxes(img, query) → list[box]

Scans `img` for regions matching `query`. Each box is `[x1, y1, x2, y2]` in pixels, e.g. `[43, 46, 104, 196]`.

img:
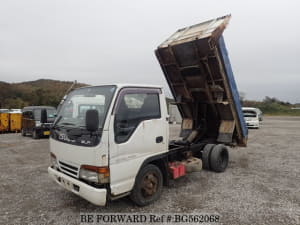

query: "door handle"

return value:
[156, 136, 163, 143]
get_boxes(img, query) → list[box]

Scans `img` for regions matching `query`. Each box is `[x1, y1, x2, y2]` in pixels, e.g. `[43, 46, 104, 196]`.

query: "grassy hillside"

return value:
[0, 79, 88, 109]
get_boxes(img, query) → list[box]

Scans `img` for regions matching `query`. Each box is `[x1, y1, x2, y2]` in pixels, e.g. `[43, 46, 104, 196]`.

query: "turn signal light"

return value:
[81, 165, 110, 177]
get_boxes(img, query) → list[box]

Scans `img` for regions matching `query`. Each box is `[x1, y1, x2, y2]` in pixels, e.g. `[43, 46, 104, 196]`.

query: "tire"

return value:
[210, 144, 229, 173]
[130, 164, 163, 206]
[32, 130, 39, 139]
[21, 129, 26, 136]
[202, 144, 215, 170]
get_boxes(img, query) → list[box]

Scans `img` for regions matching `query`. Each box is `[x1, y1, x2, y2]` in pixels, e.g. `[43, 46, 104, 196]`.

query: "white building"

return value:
[168, 104, 182, 124]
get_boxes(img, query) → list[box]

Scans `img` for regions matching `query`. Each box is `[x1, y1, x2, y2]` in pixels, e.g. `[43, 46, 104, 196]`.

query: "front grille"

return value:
[59, 161, 79, 178]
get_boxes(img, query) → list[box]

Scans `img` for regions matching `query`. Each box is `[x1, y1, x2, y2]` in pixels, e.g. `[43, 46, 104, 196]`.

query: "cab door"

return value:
[108, 88, 168, 196]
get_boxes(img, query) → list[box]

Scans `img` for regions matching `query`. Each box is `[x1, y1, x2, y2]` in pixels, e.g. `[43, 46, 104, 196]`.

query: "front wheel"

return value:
[130, 164, 163, 206]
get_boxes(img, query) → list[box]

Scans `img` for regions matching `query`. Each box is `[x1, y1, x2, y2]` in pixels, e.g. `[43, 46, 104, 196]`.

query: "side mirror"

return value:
[40, 109, 47, 123]
[86, 109, 99, 132]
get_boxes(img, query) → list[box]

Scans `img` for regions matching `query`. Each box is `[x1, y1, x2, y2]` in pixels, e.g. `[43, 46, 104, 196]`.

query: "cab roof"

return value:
[75, 84, 163, 90]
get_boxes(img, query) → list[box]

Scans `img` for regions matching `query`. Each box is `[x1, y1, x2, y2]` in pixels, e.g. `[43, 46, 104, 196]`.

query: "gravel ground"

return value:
[0, 116, 299, 225]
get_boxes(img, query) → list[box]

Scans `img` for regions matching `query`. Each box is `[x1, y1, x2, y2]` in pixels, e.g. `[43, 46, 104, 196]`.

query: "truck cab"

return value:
[48, 85, 169, 206]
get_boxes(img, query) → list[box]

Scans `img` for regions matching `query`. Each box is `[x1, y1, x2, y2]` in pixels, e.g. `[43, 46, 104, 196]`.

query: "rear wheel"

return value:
[130, 164, 163, 206]
[202, 144, 215, 170]
[210, 144, 229, 172]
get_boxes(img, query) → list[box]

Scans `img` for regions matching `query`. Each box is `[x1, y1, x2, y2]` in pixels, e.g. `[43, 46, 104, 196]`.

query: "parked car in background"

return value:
[21, 106, 56, 139]
[256, 108, 263, 121]
[242, 107, 260, 129]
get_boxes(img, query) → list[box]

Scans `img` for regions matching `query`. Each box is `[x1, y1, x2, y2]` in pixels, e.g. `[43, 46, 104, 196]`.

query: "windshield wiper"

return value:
[52, 116, 62, 129]
[59, 122, 76, 126]
[68, 126, 102, 136]
[52, 119, 78, 130]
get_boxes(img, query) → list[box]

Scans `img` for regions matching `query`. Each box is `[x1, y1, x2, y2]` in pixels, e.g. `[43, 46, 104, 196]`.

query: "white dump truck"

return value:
[48, 15, 248, 206]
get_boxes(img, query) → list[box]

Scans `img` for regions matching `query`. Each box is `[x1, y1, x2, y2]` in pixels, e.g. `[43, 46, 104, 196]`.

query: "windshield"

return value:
[56, 86, 116, 129]
[34, 108, 56, 121]
[243, 110, 257, 118]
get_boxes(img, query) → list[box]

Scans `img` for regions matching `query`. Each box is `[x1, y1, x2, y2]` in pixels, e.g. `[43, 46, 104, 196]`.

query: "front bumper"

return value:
[48, 167, 107, 206]
[246, 121, 259, 128]
[36, 127, 51, 136]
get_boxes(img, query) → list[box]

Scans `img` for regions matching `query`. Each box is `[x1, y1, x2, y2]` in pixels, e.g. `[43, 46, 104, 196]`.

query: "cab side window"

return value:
[28, 111, 34, 119]
[23, 111, 33, 119]
[22, 111, 27, 118]
[114, 92, 161, 143]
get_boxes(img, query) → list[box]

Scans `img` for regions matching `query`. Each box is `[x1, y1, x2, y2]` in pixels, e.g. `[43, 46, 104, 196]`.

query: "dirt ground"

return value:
[0, 116, 299, 225]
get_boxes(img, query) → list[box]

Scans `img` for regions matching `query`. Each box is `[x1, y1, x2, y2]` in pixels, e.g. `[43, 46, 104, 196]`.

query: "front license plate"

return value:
[59, 177, 72, 191]
[43, 131, 50, 135]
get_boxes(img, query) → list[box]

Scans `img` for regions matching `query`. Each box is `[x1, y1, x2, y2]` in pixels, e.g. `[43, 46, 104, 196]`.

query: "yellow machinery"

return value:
[9, 113, 22, 132]
[0, 113, 10, 132]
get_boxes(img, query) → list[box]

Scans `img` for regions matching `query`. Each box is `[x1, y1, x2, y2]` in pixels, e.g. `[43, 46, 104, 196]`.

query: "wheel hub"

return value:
[141, 173, 158, 197]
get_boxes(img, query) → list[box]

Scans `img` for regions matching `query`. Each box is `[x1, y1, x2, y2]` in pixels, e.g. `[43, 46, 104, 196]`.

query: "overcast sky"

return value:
[0, 0, 299, 103]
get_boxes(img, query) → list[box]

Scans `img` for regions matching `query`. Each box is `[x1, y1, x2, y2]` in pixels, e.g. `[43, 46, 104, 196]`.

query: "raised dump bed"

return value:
[156, 15, 247, 147]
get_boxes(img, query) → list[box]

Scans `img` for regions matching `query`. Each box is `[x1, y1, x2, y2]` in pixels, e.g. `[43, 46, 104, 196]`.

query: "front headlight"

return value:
[79, 165, 110, 184]
[79, 168, 99, 183]
[50, 152, 59, 169]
